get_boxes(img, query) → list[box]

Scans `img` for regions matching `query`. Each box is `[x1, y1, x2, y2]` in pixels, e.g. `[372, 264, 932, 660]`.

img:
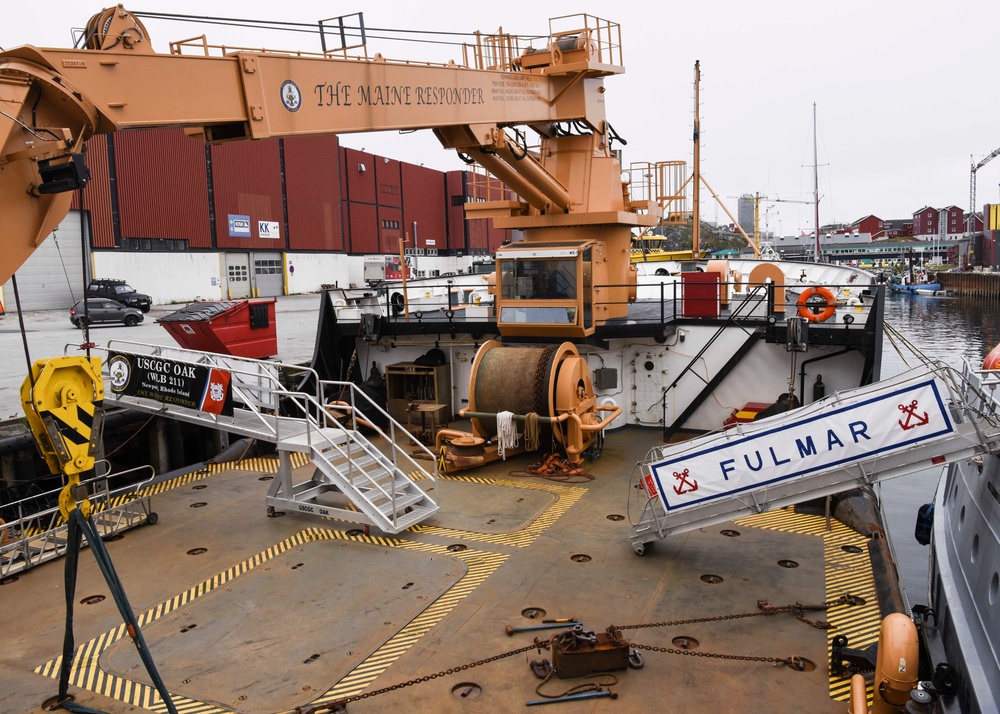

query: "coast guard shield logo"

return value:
[198, 368, 233, 416]
[280, 80, 302, 112]
[108, 355, 131, 393]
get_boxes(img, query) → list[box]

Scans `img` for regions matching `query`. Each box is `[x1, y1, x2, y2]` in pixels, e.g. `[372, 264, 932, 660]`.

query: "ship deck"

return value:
[1, 426, 884, 713]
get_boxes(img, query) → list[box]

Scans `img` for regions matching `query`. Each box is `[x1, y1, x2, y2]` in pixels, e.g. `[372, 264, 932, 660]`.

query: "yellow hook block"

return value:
[20, 356, 105, 519]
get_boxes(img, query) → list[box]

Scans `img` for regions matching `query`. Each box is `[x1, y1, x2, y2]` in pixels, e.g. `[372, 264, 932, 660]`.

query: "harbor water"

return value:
[879, 291, 1000, 609]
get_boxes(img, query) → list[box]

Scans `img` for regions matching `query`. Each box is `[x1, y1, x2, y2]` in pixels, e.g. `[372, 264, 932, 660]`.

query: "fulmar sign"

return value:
[649, 376, 955, 512]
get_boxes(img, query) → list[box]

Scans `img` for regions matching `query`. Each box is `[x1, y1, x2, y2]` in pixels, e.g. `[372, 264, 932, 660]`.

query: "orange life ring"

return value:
[984, 342, 1000, 370]
[796, 286, 836, 322]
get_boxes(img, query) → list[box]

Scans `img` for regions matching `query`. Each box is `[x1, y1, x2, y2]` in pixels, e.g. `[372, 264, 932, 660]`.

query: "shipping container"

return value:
[211, 139, 284, 250]
[342, 148, 376, 205]
[445, 171, 468, 253]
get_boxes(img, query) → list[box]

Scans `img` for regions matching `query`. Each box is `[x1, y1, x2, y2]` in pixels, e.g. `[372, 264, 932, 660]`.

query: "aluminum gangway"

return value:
[1, 463, 156, 578]
[100, 341, 438, 534]
[629, 360, 1000, 554]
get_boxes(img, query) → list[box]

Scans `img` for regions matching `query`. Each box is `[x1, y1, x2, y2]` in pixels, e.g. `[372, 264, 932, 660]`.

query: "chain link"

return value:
[335, 349, 359, 403]
[297, 642, 545, 714]
[608, 593, 857, 632]
[296, 595, 859, 712]
[630, 642, 790, 666]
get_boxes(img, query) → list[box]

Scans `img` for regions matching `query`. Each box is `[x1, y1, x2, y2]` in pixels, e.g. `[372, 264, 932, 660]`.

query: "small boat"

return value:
[889, 280, 942, 294]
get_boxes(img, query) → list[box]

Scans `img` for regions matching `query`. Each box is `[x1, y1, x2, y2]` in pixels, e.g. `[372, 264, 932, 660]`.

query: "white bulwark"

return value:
[650, 373, 955, 512]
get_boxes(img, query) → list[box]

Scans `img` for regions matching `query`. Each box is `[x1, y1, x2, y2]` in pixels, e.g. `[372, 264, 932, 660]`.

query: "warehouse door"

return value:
[252, 252, 284, 297]
[2, 210, 87, 311]
[224, 253, 251, 299]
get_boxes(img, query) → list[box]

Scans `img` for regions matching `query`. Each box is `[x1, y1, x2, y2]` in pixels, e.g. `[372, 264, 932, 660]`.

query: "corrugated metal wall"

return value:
[375, 157, 402, 208]
[115, 128, 213, 247]
[347, 203, 379, 253]
[284, 134, 345, 251]
[342, 148, 376, 204]
[75, 133, 508, 257]
[402, 164, 447, 252]
[211, 139, 285, 250]
[76, 135, 115, 248]
[377, 206, 403, 253]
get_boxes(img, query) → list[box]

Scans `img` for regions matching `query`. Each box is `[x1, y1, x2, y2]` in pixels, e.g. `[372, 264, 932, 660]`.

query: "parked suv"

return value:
[70, 298, 144, 327]
[86, 279, 151, 312]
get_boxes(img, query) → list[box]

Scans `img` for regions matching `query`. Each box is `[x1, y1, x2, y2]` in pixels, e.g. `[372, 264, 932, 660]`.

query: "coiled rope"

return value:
[496, 410, 518, 460]
[524, 412, 540, 451]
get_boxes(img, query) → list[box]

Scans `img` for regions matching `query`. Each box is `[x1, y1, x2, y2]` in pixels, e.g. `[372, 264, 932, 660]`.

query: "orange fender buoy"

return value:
[984, 342, 1000, 370]
[796, 286, 837, 322]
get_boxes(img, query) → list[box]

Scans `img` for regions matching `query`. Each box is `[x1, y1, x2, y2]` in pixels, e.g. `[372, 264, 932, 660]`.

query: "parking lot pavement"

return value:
[0, 293, 323, 420]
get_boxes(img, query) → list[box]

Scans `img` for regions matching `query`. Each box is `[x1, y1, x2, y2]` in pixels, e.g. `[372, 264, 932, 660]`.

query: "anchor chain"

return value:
[629, 641, 797, 667]
[608, 593, 859, 632]
[335, 349, 359, 402]
[296, 642, 546, 714]
[296, 596, 860, 712]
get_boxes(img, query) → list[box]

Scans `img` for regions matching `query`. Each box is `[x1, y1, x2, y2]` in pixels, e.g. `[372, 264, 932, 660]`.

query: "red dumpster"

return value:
[157, 299, 278, 359]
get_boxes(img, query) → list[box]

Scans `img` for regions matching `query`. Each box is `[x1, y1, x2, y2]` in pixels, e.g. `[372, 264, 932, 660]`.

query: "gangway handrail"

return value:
[99, 341, 320, 442]
[95, 343, 436, 494]
[97, 340, 436, 478]
[272, 386, 434, 528]
[275, 389, 401, 506]
[319, 378, 440, 472]
[1, 463, 156, 577]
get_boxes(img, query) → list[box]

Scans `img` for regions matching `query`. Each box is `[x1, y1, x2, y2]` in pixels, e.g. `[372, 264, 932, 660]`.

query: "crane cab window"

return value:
[499, 259, 577, 300]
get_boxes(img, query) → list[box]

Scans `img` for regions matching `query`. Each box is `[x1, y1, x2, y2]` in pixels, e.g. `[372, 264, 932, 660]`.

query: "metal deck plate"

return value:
[102, 538, 461, 712]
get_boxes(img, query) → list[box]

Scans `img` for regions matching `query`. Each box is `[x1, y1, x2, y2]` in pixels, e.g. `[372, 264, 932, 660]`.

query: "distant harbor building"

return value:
[913, 206, 964, 240]
[737, 195, 755, 235]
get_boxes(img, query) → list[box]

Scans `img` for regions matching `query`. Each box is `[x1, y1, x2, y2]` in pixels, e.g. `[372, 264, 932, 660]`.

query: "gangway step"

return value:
[388, 503, 439, 531]
[278, 428, 353, 452]
[374, 491, 426, 516]
[351, 471, 408, 490]
[330, 453, 394, 473]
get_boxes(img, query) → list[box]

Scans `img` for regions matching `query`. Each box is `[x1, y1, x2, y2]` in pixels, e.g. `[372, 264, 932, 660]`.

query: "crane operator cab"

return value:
[495, 239, 625, 338]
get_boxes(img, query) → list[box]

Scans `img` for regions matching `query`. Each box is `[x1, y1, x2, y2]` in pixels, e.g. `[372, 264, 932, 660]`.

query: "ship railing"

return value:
[101, 340, 323, 443]
[349, 276, 877, 328]
[0, 462, 155, 578]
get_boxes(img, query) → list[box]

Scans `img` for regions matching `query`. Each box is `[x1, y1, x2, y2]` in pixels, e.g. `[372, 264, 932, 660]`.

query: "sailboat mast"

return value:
[692, 61, 701, 257]
[813, 102, 821, 262]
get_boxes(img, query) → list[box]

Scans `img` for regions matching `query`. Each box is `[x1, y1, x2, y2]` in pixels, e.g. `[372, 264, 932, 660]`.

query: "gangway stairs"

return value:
[100, 341, 438, 534]
[629, 360, 1000, 554]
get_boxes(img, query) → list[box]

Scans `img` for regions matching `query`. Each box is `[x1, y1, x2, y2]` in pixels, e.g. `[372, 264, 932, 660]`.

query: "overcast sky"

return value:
[3, 1, 998, 235]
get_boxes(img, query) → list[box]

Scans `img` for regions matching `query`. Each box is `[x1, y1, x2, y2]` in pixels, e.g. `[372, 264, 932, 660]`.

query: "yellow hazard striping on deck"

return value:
[34, 528, 506, 713]
[735, 508, 880, 706]
[408, 476, 586, 547]
[309, 542, 508, 706]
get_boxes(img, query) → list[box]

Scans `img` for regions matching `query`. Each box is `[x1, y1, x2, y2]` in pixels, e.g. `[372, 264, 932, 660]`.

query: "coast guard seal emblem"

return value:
[280, 79, 301, 112]
[108, 355, 131, 392]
